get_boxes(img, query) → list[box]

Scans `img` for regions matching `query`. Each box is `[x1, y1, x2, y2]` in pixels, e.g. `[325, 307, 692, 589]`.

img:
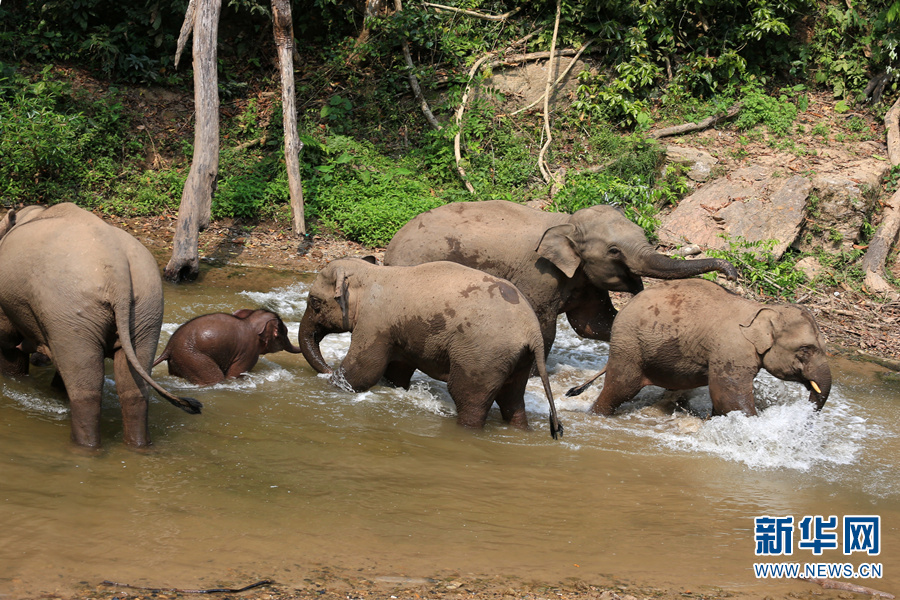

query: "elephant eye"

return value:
[608, 246, 622, 257]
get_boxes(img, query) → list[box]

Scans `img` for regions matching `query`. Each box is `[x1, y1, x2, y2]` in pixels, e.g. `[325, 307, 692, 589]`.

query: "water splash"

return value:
[240, 282, 310, 320]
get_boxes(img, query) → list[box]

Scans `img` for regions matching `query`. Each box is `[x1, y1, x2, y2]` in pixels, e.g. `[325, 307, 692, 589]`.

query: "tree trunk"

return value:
[271, 0, 306, 236]
[164, 0, 221, 282]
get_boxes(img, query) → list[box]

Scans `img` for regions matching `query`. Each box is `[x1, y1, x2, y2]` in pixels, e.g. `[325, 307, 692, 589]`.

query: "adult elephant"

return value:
[383, 200, 739, 354]
[0, 203, 201, 448]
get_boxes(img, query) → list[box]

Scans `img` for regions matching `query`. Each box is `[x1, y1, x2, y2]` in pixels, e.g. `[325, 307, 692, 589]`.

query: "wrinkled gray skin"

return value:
[383, 200, 739, 356]
[0, 204, 201, 448]
[298, 257, 562, 437]
[153, 309, 301, 386]
[586, 279, 831, 417]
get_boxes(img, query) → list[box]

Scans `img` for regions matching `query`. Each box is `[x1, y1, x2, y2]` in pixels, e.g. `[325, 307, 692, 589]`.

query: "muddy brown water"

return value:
[2, 265, 898, 598]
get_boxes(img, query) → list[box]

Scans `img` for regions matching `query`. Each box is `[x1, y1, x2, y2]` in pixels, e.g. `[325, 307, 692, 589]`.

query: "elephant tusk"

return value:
[811, 381, 822, 394]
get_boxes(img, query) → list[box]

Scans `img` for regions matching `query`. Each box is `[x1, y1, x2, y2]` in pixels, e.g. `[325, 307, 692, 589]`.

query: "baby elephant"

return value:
[153, 309, 301, 385]
[582, 279, 831, 417]
[298, 257, 562, 438]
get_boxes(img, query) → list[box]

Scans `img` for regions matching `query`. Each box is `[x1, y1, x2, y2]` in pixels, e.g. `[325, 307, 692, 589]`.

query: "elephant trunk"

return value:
[629, 249, 739, 281]
[804, 357, 832, 411]
[298, 309, 333, 374]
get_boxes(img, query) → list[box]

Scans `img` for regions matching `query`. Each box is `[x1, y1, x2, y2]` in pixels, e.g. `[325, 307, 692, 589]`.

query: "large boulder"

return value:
[658, 165, 811, 259]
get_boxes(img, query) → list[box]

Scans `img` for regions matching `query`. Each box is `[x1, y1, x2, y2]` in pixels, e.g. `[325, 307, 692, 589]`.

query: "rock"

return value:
[792, 170, 885, 254]
[665, 146, 718, 182]
[658, 165, 812, 259]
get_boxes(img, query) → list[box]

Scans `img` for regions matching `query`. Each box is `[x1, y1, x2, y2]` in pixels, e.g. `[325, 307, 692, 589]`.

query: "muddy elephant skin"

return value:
[0, 203, 201, 448]
[298, 257, 562, 438]
[587, 279, 831, 417]
[153, 309, 302, 385]
[383, 200, 738, 355]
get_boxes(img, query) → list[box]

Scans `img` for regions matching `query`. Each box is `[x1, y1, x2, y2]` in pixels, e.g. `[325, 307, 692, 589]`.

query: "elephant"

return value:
[297, 257, 563, 437]
[0, 203, 202, 448]
[383, 200, 739, 356]
[574, 279, 831, 417]
[153, 309, 302, 385]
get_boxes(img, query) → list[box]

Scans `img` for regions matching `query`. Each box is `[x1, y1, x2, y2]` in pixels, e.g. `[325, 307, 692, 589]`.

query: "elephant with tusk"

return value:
[570, 279, 831, 417]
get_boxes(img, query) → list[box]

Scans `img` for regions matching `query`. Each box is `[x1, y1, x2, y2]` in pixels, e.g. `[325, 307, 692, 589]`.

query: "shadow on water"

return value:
[1, 263, 898, 598]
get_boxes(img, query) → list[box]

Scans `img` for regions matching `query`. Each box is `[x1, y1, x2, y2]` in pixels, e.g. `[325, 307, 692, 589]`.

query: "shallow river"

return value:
[1, 265, 898, 598]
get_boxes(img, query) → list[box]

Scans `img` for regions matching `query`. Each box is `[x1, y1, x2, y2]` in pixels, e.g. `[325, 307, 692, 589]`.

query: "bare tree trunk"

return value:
[271, 0, 306, 236]
[164, 0, 221, 282]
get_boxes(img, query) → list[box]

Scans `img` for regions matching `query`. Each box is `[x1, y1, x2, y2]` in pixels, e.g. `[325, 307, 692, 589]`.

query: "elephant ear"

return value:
[333, 268, 352, 327]
[536, 223, 582, 278]
[739, 307, 781, 356]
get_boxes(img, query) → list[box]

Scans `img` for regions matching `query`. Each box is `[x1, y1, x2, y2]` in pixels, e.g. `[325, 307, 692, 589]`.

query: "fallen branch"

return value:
[424, 2, 521, 21]
[452, 33, 538, 193]
[509, 40, 593, 117]
[101, 579, 275, 595]
[174, 0, 196, 68]
[538, 0, 563, 186]
[861, 94, 900, 297]
[395, 0, 442, 130]
[647, 103, 742, 139]
[234, 135, 268, 152]
[799, 577, 895, 598]
[486, 48, 579, 70]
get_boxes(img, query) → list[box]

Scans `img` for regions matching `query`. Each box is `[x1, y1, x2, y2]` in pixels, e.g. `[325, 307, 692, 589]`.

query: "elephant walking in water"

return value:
[0, 204, 201, 448]
[575, 279, 831, 417]
[384, 200, 739, 355]
[298, 257, 563, 438]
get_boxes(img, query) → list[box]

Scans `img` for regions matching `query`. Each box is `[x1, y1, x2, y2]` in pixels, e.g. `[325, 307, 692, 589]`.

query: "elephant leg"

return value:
[0, 315, 28, 376]
[54, 349, 106, 448]
[447, 369, 501, 429]
[589, 361, 645, 416]
[166, 352, 227, 385]
[335, 341, 391, 392]
[494, 367, 531, 430]
[114, 348, 151, 447]
[708, 365, 759, 417]
[383, 361, 416, 389]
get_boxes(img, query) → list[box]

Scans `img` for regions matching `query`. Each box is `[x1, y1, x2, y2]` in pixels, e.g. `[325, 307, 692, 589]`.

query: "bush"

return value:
[304, 136, 449, 247]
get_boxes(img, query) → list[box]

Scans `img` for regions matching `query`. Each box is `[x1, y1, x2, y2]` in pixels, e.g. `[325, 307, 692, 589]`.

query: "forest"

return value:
[1, 0, 899, 297]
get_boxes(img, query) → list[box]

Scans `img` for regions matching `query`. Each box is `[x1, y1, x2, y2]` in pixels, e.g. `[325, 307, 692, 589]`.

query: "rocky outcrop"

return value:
[658, 151, 890, 261]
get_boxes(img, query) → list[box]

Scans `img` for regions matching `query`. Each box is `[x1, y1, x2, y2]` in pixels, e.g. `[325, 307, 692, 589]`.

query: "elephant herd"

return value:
[0, 201, 832, 449]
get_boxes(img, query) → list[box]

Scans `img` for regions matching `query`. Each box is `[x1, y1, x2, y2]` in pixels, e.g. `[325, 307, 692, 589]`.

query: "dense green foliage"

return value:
[1, 0, 898, 296]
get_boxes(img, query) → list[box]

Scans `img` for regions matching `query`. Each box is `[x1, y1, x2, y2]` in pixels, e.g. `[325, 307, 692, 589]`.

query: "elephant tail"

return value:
[151, 346, 170, 368]
[532, 340, 563, 440]
[114, 299, 203, 415]
[565, 364, 608, 397]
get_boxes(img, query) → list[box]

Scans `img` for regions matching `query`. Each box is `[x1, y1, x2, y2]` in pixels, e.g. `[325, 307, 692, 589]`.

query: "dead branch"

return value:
[424, 2, 521, 21]
[453, 52, 494, 193]
[174, 0, 196, 68]
[102, 579, 275, 595]
[799, 577, 895, 598]
[861, 94, 900, 297]
[487, 48, 579, 70]
[390, 0, 442, 130]
[451, 32, 538, 193]
[509, 40, 592, 117]
[538, 0, 563, 186]
[233, 135, 268, 152]
[647, 103, 742, 139]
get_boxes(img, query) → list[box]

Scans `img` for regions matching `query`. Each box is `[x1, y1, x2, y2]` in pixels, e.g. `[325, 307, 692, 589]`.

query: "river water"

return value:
[1, 265, 898, 598]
